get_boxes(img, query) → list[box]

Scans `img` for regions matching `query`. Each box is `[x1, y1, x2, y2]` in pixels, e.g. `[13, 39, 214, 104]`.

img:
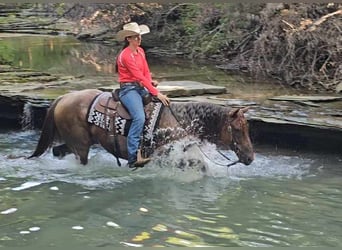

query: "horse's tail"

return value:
[28, 96, 63, 158]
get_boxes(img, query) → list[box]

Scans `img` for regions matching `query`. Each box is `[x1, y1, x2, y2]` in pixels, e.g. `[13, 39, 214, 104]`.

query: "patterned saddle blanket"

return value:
[87, 92, 163, 138]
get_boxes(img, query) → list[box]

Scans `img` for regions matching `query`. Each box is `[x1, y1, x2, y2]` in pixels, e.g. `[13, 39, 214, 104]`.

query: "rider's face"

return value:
[128, 35, 142, 45]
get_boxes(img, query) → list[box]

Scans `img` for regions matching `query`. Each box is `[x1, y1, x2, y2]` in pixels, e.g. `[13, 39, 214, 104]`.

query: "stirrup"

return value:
[128, 150, 151, 170]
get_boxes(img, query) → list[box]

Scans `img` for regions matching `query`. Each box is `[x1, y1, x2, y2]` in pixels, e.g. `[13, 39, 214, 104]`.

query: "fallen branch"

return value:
[308, 9, 342, 31]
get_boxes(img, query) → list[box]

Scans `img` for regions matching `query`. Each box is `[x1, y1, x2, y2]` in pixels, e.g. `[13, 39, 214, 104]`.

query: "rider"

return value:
[116, 22, 170, 168]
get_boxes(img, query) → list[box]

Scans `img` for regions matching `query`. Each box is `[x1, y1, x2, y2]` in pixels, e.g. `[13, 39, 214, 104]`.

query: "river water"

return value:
[0, 35, 341, 247]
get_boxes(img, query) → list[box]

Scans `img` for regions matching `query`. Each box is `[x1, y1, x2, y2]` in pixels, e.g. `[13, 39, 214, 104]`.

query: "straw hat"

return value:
[116, 22, 150, 42]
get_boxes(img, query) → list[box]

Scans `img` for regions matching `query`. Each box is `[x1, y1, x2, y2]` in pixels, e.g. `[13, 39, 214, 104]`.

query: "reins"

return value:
[167, 105, 240, 168]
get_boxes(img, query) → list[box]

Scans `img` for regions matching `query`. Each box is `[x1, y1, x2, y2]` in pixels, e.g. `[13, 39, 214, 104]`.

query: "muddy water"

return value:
[0, 35, 341, 247]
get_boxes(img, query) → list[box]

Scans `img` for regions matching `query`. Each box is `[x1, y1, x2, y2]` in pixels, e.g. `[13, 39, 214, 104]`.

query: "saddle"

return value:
[87, 90, 163, 166]
[96, 90, 131, 120]
[87, 89, 160, 135]
[94, 89, 153, 119]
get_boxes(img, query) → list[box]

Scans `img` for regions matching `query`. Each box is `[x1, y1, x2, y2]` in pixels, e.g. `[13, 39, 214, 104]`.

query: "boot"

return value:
[128, 149, 151, 168]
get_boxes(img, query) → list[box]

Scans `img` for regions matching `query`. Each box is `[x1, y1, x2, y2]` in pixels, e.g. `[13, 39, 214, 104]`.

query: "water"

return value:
[0, 33, 300, 102]
[0, 130, 341, 247]
[0, 34, 341, 247]
[1, 34, 116, 77]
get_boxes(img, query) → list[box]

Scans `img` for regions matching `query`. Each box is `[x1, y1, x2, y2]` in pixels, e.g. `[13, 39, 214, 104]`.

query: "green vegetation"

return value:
[158, 3, 263, 58]
[151, 3, 341, 92]
[0, 3, 340, 92]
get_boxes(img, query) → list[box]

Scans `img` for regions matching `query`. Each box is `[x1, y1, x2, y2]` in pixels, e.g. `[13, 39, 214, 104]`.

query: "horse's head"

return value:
[220, 107, 254, 165]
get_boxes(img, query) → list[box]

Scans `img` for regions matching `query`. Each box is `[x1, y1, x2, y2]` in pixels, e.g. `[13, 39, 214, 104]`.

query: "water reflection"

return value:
[0, 34, 300, 101]
[0, 35, 118, 76]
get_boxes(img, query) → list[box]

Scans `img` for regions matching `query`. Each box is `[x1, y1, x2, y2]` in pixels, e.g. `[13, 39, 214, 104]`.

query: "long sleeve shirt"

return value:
[117, 46, 159, 96]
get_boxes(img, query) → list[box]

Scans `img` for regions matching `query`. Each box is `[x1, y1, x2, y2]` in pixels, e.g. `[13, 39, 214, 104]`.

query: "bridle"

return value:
[168, 106, 241, 168]
[216, 118, 241, 167]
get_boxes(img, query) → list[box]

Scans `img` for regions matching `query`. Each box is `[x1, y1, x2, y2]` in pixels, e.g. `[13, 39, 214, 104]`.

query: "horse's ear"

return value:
[229, 107, 249, 118]
[228, 108, 239, 118]
[241, 107, 249, 113]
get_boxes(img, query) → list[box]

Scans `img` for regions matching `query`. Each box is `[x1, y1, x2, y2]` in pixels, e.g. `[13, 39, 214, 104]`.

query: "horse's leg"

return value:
[53, 143, 91, 165]
[52, 144, 72, 158]
[56, 124, 92, 165]
[62, 139, 90, 165]
[66, 130, 92, 165]
[76, 145, 90, 165]
[52, 89, 102, 165]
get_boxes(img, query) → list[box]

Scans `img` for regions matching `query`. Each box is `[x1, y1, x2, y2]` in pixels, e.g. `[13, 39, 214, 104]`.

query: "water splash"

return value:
[21, 102, 33, 130]
[146, 137, 311, 181]
[146, 137, 210, 182]
[0, 131, 313, 189]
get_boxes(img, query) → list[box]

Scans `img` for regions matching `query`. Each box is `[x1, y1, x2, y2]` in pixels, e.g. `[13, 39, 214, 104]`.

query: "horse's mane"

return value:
[169, 102, 228, 141]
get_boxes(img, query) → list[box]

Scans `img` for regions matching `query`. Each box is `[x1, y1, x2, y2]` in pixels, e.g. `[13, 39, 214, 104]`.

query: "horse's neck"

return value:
[170, 102, 226, 139]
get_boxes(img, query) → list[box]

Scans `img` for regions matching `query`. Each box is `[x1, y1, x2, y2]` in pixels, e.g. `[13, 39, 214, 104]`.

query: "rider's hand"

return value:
[157, 93, 170, 106]
[152, 80, 159, 87]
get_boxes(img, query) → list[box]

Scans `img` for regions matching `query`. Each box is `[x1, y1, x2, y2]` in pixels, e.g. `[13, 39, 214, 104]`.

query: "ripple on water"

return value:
[1, 208, 18, 214]
[11, 181, 42, 191]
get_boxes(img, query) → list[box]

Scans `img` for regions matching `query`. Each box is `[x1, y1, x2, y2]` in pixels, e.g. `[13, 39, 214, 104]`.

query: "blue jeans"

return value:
[119, 85, 148, 164]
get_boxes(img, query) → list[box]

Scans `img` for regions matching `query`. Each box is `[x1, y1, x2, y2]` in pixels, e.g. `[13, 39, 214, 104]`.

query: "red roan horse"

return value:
[29, 89, 254, 167]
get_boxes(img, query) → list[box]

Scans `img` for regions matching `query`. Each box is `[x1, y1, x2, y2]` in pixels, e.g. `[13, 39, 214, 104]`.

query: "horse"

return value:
[29, 89, 254, 167]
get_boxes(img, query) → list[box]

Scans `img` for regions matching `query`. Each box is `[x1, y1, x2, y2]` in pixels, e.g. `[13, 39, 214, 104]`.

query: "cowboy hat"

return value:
[116, 22, 150, 42]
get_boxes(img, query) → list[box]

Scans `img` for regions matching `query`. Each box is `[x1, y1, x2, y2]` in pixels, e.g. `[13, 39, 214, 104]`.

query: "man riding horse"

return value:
[115, 22, 170, 168]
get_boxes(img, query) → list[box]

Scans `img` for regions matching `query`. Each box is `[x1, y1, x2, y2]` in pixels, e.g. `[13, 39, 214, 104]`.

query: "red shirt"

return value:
[117, 46, 159, 96]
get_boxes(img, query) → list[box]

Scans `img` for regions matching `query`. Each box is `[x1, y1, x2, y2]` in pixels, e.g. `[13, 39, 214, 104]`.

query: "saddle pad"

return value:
[87, 93, 163, 137]
[87, 93, 114, 131]
[143, 102, 163, 140]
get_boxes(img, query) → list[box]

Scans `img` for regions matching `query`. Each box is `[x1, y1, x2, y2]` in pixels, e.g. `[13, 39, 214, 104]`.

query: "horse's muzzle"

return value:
[242, 153, 254, 165]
